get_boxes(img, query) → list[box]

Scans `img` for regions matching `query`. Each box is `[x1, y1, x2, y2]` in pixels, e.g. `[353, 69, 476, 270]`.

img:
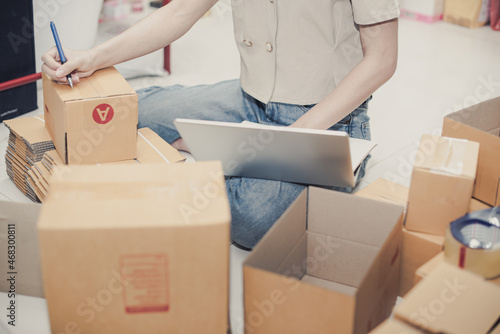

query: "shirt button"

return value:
[269, 0, 274, 3]
[265, 42, 273, 52]
[243, 39, 252, 47]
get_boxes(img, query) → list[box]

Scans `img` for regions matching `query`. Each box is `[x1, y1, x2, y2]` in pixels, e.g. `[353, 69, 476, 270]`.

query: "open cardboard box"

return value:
[442, 96, 500, 206]
[0, 201, 43, 298]
[243, 187, 404, 334]
[405, 134, 479, 236]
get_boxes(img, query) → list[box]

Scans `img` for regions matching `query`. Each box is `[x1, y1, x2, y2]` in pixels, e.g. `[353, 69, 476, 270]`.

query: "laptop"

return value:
[174, 119, 376, 187]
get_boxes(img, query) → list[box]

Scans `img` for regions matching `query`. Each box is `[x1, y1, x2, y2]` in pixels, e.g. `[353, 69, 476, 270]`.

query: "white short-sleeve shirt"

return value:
[231, 0, 400, 105]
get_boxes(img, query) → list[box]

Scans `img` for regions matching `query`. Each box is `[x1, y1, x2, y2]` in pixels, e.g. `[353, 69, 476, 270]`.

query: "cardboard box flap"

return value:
[354, 178, 409, 207]
[414, 134, 479, 178]
[395, 262, 500, 334]
[275, 233, 307, 279]
[369, 319, 429, 334]
[306, 231, 379, 288]
[446, 96, 500, 133]
[244, 189, 308, 272]
[301, 274, 357, 296]
[0, 201, 43, 297]
[40, 162, 230, 229]
[307, 187, 404, 247]
[49, 67, 136, 102]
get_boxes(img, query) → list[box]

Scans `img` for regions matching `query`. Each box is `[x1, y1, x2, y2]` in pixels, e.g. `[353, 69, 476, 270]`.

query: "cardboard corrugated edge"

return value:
[3, 116, 52, 149]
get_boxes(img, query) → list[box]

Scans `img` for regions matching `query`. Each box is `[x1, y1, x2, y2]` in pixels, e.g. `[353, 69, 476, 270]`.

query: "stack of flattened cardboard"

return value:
[3, 115, 186, 202]
[27, 127, 186, 202]
[3, 116, 55, 202]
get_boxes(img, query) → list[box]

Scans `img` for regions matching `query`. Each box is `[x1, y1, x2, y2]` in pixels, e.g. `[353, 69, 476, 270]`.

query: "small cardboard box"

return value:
[442, 96, 500, 206]
[443, 0, 490, 28]
[243, 187, 404, 334]
[400, 228, 444, 297]
[405, 134, 479, 236]
[0, 201, 43, 298]
[395, 263, 500, 334]
[42, 67, 138, 165]
[38, 162, 230, 333]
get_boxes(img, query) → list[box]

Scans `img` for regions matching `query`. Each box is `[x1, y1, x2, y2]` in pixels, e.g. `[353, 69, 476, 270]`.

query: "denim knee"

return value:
[227, 177, 305, 249]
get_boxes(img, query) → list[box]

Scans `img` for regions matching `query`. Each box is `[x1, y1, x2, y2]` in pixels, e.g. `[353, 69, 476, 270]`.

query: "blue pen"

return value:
[50, 21, 73, 88]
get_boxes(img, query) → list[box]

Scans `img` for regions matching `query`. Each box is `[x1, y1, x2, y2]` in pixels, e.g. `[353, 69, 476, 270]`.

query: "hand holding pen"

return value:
[42, 23, 97, 86]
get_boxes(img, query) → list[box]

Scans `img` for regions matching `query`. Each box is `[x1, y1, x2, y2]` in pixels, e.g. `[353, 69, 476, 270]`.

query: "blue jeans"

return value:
[137, 79, 371, 249]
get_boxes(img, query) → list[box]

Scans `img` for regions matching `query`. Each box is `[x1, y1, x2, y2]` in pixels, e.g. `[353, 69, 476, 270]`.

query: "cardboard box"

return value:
[243, 187, 404, 334]
[38, 162, 230, 333]
[354, 178, 409, 207]
[443, 0, 491, 28]
[369, 318, 425, 333]
[442, 96, 500, 206]
[405, 134, 479, 236]
[395, 263, 500, 334]
[356, 178, 490, 214]
[42, 66, 138, 164]
[371, 263, 500, 333]
[0, 201, 43, 298]
[469, 197, 492, 212]
[400, 228, 444, 297]
[0, 1, 38, 122]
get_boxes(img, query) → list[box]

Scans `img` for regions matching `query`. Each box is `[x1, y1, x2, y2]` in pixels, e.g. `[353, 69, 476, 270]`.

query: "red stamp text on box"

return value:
[120, 253, 169, 314]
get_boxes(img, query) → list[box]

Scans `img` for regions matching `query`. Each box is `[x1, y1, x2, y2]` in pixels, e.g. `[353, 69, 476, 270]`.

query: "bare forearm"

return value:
[292, 55, 396, 130]
[292, 18, 398, 130]
[91, 0, 217, 69]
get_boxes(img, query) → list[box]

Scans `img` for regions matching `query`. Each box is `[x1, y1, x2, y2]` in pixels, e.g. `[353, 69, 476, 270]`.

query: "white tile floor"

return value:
[1, 6, 500, 334]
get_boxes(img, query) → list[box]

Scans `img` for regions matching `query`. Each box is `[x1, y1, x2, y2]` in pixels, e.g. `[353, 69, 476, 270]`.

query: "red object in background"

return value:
[0, 73, 42, 92]
[492, 0, 500, 31]
[163, 0, 171, 73]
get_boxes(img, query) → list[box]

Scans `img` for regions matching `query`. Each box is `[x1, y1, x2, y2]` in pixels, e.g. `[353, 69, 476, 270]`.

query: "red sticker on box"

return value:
[120, 253, 169, 313]
[92, 103, 114, 124]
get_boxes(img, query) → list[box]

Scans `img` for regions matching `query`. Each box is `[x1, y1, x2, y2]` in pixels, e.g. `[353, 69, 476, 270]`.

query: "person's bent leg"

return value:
[137, 79, 259, 144]
[226, 177, 306, 249]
